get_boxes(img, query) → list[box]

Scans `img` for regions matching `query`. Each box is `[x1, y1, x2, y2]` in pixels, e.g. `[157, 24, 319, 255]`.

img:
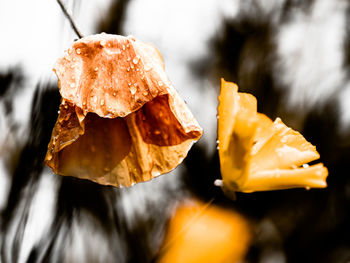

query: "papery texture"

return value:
[45, 34, 202, 187]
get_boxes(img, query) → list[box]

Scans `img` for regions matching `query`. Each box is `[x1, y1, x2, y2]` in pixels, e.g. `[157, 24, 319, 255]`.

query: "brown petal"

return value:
[45, 34, 202, 187]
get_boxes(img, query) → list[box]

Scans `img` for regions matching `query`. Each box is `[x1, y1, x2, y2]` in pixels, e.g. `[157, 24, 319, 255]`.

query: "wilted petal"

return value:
[45, 34, 202, 187]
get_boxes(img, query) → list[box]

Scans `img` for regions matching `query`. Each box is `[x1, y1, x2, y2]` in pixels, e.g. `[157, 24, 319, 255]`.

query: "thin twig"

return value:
[56, 0, 84, 39]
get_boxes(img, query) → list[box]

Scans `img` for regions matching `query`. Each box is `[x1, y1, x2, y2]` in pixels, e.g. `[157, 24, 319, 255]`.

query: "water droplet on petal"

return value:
[127, 57, 131, 62]
[100, 99, 105, 106]
[70, 83, 75, 88]
[302, 164, 309, 168]
[100, 40, 106, 46]
[113, 92, 116, 96]
[143, 91, 148, 96]
[126, 67, 130, 72]
[93, 96, 97, 103]
[94, 67, 99, 72]
[128, 82, 131, 86]
[158, 81, 163, 87]
[130, 85, 137, 95]
[133, 55, 140, 64]
[76, 48, 81, 54]
[122, 45, 125, 50]
[83, 102, 86, 106]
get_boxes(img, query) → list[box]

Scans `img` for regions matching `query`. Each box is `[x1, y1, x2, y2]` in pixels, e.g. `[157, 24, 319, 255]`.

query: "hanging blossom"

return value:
[45, 34, 202, 187]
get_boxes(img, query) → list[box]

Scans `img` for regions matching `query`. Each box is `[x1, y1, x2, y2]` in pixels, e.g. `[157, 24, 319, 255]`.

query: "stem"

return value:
[56, 0, 84, 39]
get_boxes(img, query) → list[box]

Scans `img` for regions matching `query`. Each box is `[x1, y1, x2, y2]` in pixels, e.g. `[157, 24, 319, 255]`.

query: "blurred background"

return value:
[1, 0, 350, 262]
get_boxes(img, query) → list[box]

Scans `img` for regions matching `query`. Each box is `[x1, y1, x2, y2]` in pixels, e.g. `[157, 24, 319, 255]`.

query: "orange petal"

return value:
[45, 34, 202, 187]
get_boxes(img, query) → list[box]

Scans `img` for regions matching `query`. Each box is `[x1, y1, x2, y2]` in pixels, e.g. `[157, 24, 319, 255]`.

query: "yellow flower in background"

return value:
[217, 79, 328, 193]
[157, 200, 251, 263]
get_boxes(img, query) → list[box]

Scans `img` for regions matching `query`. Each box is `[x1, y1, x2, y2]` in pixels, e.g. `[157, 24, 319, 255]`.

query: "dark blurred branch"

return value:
[56, 0, 84, 39]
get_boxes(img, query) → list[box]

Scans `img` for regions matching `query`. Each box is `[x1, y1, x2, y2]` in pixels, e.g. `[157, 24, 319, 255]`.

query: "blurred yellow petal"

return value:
[218, 79, 328, 193]
[158, 200, 251, 263]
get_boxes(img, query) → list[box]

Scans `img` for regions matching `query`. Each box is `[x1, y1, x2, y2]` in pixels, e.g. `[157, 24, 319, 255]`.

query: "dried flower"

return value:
[217, 79, 328, 193]
[45, 34, 202, 187]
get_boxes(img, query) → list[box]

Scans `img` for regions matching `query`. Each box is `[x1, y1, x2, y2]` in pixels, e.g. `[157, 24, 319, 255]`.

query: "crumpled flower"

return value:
[45, 34, 202, 187]
[217, 79, 328, 193]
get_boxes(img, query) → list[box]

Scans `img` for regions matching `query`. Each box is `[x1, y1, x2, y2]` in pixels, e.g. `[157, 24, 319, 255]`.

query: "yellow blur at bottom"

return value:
[157, 200, 251, 263]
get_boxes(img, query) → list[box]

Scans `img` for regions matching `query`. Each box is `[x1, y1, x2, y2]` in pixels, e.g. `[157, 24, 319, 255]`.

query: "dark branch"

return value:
[56, 0, 84, 39]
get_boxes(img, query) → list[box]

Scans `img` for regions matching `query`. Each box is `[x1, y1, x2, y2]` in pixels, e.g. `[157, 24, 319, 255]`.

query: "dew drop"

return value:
[70, 83, 75, 88]
[126, 67, 130, 72]
[122, 45, 125, 50]
[127, 57, 131, 62]
[57, 110, 60, 114]
[83, 102, 86, 106]
[133, 55, 140, 64]
[128, 82, 131, 86]
[93, 96, 97, 103]
[126, 44, 130, 48]
[305, 186, 311, 190]
[302, 164, 309, 168]
[217, 146, 220, 150]
[100, 40, 106, 46]
[143, 91, 148, 96]
[94, 67, 99, 72]
[76, 48, 81, 54]
[158, 81, 163, 87]
[100, 99, 105, 106]
[130, 85, 137, 95]
[113, 92, 116, 96]
[68, 49, 72, 54]
[216, 140, 219, 144]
